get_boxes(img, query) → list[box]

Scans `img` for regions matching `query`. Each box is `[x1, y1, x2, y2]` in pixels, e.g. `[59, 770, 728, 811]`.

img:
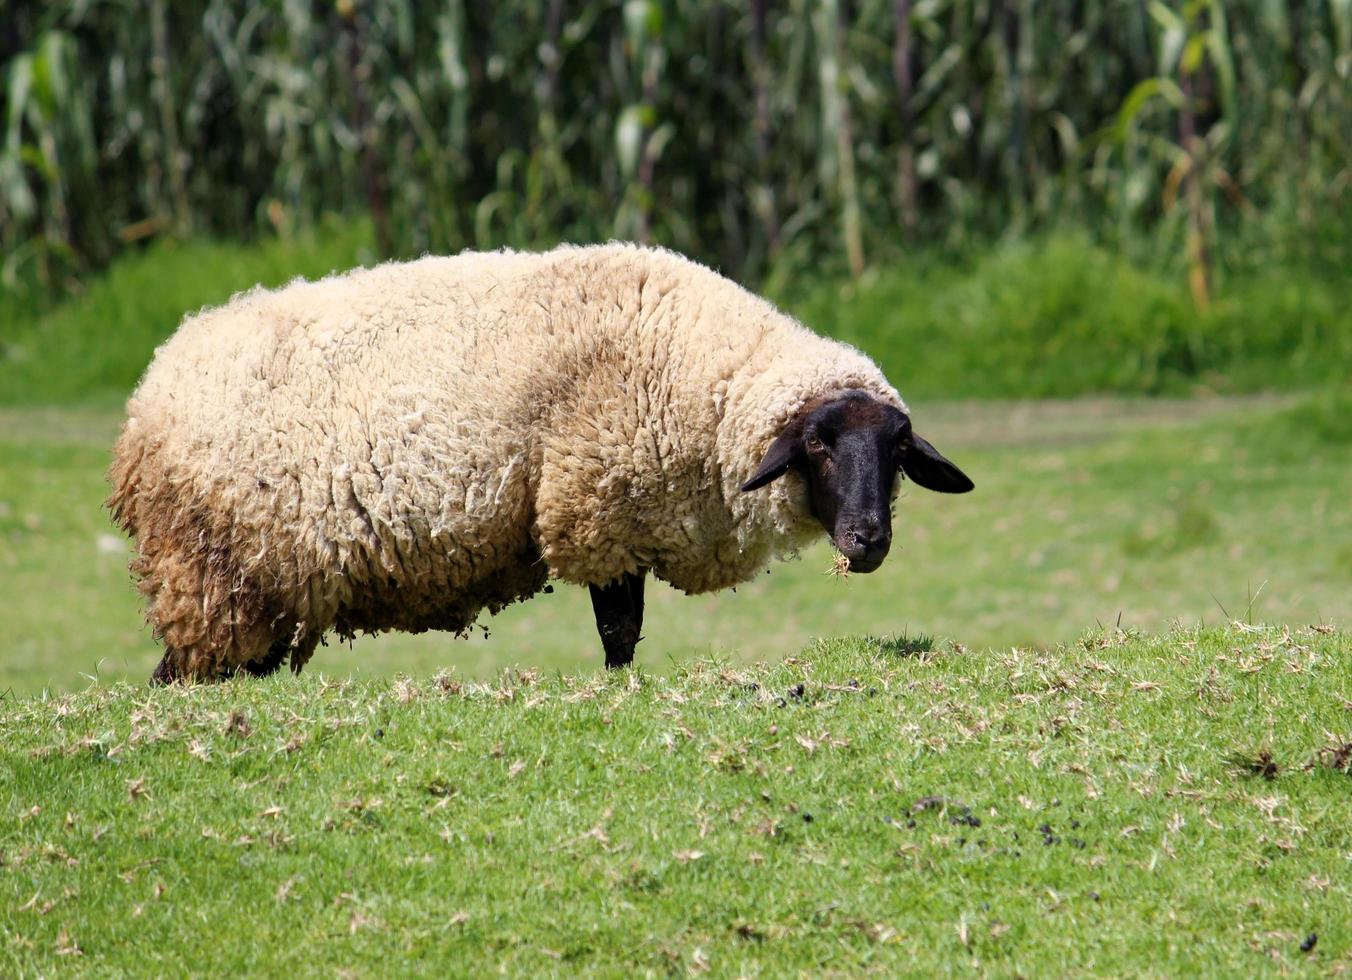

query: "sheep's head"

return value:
[741, 391, 973, 573]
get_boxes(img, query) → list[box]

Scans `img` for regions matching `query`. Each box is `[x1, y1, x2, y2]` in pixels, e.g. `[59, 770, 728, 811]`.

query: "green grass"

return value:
[2, 625, 1350, 975]
[4, 227, 1351, 407]
[3, 226, 1351, 974]
[787, 235, 1352, 400]
[2, 393, 1350, 696]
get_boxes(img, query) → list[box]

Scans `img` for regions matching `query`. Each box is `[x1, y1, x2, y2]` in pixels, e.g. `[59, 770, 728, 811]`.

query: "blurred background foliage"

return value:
[2, 0, 1348, 304]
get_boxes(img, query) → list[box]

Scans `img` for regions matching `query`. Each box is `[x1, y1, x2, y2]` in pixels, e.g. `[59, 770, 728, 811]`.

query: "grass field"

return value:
[790, 236, 1352, 400]
[3, 225, 1350, 975]
[3, 392, 1350, 696]
[3, 625, 1350, 975]
[5, 228, 1352, 407]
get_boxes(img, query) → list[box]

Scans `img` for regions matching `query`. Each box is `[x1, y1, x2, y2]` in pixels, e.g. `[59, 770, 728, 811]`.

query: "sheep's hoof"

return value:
[603, 637, 638, 670]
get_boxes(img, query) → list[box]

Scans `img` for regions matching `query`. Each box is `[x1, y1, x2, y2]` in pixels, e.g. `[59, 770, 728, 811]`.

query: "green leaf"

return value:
[1113, 78, 1183, 143]
[5, 53, 33, 151]
[1181, 35, 1206, 75]
[615, 104, 645, 180]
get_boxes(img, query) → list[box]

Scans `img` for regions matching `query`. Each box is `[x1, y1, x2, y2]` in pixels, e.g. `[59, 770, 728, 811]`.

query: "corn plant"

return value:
[0, 0, 1347, 301]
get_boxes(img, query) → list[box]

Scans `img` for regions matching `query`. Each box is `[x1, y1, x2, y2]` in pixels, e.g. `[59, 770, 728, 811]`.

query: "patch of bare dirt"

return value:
[916, 395, 1294, 451]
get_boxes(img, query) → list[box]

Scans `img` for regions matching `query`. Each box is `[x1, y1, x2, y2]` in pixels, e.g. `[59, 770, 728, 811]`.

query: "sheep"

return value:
[107, 243, 972, 682]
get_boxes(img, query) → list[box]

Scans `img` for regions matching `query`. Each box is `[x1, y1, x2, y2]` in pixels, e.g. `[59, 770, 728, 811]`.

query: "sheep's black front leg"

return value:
[627, 569, 646, 637]
[589, 570, 645, 669]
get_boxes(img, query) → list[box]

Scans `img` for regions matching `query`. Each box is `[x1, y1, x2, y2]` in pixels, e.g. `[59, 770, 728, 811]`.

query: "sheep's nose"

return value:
[847, 527, 890, 556]
[835, 520, 892, 572]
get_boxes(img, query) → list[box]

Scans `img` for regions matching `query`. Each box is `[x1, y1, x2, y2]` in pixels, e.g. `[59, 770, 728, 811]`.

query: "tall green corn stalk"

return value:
[816, 0, 865, 278]
[1104, 0, 1234, 307]
[891, 0, 917, 239]
[0, 0, 1347, 299]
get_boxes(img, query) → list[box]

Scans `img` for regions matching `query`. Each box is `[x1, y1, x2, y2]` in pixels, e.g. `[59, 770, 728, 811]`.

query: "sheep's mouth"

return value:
[832, 529, 891, 574]
[844, 554, 885, 574]
[833, 540, 889, 573]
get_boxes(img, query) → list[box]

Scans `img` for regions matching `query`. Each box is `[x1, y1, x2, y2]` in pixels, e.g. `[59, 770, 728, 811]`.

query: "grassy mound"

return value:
[3, 227, 1350, 407]
[3, 626, 1349, 974]
[789, 235, 1352, 400]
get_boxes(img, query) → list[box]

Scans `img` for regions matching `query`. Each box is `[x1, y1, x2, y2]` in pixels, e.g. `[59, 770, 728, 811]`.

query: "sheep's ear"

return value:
[900, 433, 974, 493]
[741, 428, 803, 492]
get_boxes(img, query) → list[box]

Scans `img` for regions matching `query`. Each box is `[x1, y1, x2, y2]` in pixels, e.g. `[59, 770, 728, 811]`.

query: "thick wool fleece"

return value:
[108, 243, 904, 677]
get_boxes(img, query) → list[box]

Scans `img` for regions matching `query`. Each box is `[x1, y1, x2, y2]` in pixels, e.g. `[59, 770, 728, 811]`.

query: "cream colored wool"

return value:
[109, 243, 905, 678]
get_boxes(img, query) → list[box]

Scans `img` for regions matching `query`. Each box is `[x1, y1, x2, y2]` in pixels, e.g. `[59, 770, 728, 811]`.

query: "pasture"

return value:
[3, 391, 1351, 696]
[2, 232, 1350, 975]
[3, 626, 1350, 974]
[5, 2, 1352, 973]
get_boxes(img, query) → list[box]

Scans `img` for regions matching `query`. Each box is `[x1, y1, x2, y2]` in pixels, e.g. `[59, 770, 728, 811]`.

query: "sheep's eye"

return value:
[805, 435, 827, 455]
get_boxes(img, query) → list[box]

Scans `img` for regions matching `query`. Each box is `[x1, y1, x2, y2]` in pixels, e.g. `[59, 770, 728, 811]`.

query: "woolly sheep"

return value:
[108, 243, 972, 681]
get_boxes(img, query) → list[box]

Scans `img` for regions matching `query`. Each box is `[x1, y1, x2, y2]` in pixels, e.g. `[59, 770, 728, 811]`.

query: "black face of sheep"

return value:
[741, 391, 973, 573]
[588, 393, 969, 671]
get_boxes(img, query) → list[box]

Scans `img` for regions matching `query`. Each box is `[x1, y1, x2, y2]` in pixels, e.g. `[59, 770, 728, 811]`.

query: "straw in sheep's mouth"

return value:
[829, 548, 886, 576]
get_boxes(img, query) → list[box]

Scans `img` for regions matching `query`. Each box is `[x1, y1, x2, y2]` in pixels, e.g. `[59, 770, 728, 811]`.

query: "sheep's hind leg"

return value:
[243, 630, 321, 678]
[150, 650, 184, 685]
[589, 570, 646, 669]
[241, 638, 291, 678]
[148, 647, 222, 684]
